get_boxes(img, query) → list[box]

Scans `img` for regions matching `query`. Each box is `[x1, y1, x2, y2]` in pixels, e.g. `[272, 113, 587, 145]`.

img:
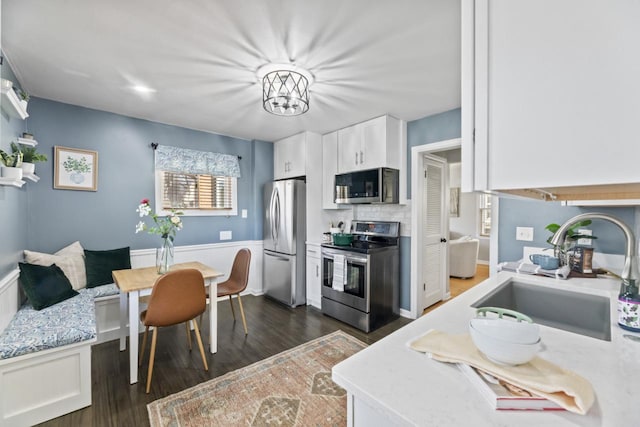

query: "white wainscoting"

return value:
[130, 240, 265, 296]
[0, 269, 20, 333]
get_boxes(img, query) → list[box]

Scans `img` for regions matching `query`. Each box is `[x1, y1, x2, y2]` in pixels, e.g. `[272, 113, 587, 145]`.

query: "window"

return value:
[479, 194, 492, 237]
[153, 145, 240, 217]
[155, 171, 237, 217]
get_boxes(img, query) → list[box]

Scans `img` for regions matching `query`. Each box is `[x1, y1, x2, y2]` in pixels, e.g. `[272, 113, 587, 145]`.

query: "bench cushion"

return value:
[0, 292, 96, 360]
[82, 283, 120, 299]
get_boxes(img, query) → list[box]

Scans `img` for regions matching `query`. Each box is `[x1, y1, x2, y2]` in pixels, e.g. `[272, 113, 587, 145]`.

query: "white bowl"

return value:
[469, 324, 540, 365]
[470, 317, 540, 344]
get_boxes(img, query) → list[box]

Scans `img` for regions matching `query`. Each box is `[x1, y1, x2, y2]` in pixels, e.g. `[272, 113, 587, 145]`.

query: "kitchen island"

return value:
[332, 272, 640, 426]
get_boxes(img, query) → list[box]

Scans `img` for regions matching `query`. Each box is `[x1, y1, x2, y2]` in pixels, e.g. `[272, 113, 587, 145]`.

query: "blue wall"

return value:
[0, 56, 29, 278]
[23, 98, 272, 253]
[402, 108, 462, 310]
[498, 198, 636, 262]
[407, 108, 462, 198]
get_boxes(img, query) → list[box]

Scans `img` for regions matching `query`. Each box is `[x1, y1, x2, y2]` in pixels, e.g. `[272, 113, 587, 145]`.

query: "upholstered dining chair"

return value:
[138, 268, 208, 393]
[218, 248, 251, 335]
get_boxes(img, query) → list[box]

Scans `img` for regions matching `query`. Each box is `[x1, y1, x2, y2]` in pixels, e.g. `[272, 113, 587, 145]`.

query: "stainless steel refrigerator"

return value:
[263, 179, 306, 307]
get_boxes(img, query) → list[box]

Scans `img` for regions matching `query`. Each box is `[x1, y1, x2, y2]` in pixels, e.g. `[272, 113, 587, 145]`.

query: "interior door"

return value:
[421, 155, 448, 310]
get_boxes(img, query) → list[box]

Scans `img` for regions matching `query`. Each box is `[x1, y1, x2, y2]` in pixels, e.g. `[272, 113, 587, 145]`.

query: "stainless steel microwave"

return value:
[334, 167, 399, 204]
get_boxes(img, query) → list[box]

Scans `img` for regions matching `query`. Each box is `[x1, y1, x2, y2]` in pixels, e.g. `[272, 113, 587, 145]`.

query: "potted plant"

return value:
[11, 143, 47, 175]
[0, 149, 24, 180]
[545, 220, 597, 265]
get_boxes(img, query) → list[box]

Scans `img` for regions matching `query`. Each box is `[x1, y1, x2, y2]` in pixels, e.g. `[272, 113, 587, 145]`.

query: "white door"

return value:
[421, 155, 448, 310]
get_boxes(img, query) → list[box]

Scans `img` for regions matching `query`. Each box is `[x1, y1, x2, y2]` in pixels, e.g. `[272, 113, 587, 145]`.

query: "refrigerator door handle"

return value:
[274, 188, 281, 241]
[269, 187, 277, 242]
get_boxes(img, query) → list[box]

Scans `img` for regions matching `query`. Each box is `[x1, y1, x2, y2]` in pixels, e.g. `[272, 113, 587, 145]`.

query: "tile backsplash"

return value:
[321, 202, 412, 238]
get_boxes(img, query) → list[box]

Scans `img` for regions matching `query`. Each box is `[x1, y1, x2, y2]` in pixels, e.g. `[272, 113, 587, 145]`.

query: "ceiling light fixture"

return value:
[131, 85, 156, 94]
[257, 63, 313, 116]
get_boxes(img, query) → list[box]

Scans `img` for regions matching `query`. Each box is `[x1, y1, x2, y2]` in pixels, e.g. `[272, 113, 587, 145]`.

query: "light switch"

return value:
[516, 227, 534, 241]
[220, 230, 232, 240]
[241, 209, 248, 218]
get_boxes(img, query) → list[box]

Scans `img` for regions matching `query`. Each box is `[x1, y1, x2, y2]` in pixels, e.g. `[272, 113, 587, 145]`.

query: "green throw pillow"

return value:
[84, 247, 131, 287]
[19, 262, 79, 310]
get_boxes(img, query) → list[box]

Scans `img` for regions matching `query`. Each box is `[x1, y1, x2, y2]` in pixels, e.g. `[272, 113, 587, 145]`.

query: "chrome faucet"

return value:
[549, 213, 639, 287]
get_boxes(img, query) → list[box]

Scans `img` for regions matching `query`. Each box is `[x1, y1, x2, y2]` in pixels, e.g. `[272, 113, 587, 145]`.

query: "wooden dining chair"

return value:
[218, 248, 251, 335]
[139, 268, 208, 393]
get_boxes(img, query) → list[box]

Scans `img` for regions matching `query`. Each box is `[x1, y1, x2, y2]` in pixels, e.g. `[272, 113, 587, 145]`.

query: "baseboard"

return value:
[399, 308, 412, 319]
[477, 260, 489, 265]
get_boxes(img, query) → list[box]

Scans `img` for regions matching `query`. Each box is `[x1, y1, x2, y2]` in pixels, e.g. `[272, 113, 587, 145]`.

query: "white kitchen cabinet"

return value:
[337, 115, 402, 174]
[322, 131, 347, 209]
[305, 244, 322, 309]
[305, 132, 324, 242]
[273, 132, 306, 180]
[462, 0, 640, 201]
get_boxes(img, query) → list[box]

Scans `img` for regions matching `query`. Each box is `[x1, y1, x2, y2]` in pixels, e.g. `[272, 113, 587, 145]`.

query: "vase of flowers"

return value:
[135, 198, 183, 274]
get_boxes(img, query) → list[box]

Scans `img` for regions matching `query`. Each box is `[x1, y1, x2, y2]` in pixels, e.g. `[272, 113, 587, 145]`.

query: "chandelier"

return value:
[258, 64, 313, 116]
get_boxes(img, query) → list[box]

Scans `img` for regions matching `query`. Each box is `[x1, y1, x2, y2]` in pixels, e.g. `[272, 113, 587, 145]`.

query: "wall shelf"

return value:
[0, 177, 26, 188]
[0, 86, 29, 120]
[23, 173, 40, 183]
[16, 137, 38, 147]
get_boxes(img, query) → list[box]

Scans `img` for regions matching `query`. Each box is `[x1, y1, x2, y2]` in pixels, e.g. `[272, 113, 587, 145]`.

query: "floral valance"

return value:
[154, 145, 241, 178]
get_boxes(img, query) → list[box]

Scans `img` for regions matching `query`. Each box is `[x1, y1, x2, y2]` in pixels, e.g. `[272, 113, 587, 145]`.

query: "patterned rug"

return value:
[147, 330, 367, 426]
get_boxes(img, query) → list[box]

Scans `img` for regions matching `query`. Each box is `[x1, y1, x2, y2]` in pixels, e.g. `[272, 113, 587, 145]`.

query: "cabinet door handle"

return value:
[360, 151, 364, 164]
[316, 265, 319, 277]
[355, 152, 358, 165]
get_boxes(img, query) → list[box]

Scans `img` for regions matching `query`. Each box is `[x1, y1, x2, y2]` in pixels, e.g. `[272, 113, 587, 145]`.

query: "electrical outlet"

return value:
[220, 230, 232, 240]
[516, 226, 534, 241]
[241, 209, 248, 218]
[577, 229, 593, 246]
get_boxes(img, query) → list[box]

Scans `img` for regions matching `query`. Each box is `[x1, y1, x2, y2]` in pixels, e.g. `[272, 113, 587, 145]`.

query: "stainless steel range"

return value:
[321, 220, 400, 332]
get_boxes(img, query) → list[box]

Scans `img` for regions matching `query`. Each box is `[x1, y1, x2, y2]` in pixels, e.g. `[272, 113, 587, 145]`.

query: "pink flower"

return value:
[141, 198, 150, 205]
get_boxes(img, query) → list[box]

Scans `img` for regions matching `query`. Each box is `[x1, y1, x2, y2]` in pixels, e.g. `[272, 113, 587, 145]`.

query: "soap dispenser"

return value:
[618, 277, 640, 332]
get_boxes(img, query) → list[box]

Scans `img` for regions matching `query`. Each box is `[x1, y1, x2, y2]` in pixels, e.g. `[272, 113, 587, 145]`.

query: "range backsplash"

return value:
[321, 202, 412, 240]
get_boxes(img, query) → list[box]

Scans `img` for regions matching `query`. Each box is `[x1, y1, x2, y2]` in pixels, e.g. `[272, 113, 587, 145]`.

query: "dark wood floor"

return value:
[38, 296, 411, 427]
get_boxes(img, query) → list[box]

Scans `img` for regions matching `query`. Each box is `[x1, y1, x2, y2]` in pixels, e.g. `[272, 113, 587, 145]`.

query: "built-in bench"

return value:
[0, 271, 122, 426]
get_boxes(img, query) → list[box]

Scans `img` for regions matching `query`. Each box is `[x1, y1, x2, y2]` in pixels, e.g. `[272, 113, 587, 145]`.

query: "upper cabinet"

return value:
[337, 115, 402, 173]
[273, 132, 307, 180]
[272, 131, 324, 242]
[322, 131, 347, 209]
[462, 0, 640, 201]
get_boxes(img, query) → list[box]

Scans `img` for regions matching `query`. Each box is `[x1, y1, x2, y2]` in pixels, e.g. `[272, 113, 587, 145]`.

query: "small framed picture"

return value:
[54, 146, 98, 191]
[449, 187, 460, 217]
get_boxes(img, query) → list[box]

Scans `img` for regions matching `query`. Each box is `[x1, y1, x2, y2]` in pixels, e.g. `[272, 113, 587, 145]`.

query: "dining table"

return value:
[112, 261, 224, 384]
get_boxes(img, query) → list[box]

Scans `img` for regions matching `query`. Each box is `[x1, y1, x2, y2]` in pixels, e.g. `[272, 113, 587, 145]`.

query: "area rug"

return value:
[147, 330, 367, 426]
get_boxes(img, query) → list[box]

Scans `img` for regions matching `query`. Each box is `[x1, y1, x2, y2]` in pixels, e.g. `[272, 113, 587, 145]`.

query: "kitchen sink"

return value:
[471, 279, 611, 341]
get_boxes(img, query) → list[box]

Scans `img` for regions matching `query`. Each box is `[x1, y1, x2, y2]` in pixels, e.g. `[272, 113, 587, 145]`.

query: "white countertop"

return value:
[332, 272, 640, 426]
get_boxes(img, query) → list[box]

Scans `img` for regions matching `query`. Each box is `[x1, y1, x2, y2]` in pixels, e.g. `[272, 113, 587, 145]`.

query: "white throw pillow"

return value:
[24, 241, 87, 290]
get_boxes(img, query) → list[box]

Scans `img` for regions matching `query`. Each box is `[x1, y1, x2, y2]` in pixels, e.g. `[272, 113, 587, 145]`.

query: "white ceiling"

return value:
[1, 0, 461, 142]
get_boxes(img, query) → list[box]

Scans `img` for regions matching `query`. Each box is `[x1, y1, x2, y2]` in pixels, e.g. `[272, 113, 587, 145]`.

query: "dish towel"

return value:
[408, 330, 594, 415]
[332, 254, 346, 292]
[498, 260, 571, 280]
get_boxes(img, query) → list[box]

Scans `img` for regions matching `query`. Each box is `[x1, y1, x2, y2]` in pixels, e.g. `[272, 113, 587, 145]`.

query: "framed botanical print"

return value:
[54, 146, 98, 191]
